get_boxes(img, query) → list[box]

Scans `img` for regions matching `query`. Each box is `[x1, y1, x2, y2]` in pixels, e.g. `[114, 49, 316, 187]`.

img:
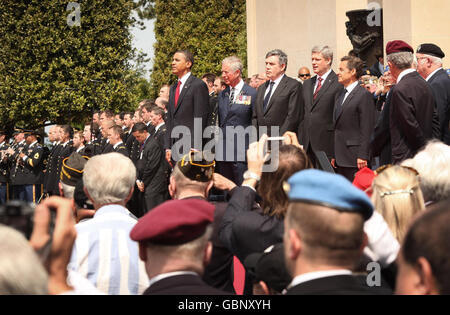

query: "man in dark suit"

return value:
[331, 56, 376, 182]
[132, 123, 169, 215]
[148, 106, 167, 150]
[253, 49, 303, 138]
[217, 56, 257, 185]
[386, 41, 437, 164]
[284, 170, 392, 295]
[416, 43, 450, 145]
[130, 199, 230, 295]
[299, 45, 344, 165]
[165, 50, 210, 162]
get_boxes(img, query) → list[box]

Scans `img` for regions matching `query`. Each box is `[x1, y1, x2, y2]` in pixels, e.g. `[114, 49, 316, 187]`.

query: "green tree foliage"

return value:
[0, 0, 141, 131]
[150, 0, 247, 97]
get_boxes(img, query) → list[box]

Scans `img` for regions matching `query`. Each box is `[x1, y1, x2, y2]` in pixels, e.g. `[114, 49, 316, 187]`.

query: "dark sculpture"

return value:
[346, 9, 384, 68]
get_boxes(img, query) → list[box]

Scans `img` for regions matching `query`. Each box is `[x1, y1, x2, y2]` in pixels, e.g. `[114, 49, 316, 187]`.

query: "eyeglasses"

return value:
[375, 164, 419, 176]
[298, 74, 311, 78]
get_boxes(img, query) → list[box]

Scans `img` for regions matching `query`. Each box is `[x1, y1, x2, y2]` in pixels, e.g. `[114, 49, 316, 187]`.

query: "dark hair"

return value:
[341, 56, 365, 79]
[258, 145, 313, 219]
[119, 112, 126, 120]
[101, 110, 114, 119]
[60, 125, 73, 139]
[142, 103, 156, 113]
[202, 73, 216, 85]
[402, 199, 450, 294]
[176, 50, 194, 69]
[131, 122, 148, 134]
[150, 106, 165, 117]
[110, 125, 124, 138]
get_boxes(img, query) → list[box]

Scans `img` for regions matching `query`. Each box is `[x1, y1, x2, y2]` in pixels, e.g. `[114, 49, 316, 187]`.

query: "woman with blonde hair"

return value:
[371, 165, 425, 242]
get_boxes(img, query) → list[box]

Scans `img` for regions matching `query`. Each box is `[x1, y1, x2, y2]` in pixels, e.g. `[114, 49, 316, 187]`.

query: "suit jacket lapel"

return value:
[311, 71, 335, 110]
[174, 75, 194, 114]
[335, 86, 358, 123]
[265, 76, 287, 114]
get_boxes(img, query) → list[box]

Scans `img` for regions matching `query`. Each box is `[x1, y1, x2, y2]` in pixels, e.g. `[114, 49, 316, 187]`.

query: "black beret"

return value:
[417, 43, 445, 59]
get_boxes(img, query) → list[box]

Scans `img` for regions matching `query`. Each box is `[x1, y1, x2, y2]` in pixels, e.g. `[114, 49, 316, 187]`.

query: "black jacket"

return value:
[427, 68, 450, 145]
[389, 72, 437, 164]
[299, 71, 344, 158]
[165, 74, 210, 152]
[254, 75, 303, 137]
[143, 274, 230, 295]
[333, 84, 376, 167]
[218, 186, 284, 264]
[285, 275, 392, 295]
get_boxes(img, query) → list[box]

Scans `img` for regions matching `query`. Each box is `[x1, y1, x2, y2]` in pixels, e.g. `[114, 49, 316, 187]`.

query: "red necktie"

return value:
[313, 77, 323, 100]
[175, 81, 182, 107]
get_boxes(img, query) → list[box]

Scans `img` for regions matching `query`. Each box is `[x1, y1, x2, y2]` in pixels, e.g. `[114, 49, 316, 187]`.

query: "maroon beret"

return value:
[130, 199, 215, 245]
[386, 40, 414, 55]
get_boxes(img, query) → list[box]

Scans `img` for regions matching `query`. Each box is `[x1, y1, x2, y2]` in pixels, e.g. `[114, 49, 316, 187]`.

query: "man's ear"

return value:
[124, 186, 134, 204]
[253, 281, 271, 296]
[58, 182, 64, 197]
[205, 180, 214, 196]
[288, 229, 302, 261]
[138, 242, 147, 262]
[203, 241, 213, 267]
[360, 232, 369, 254]
[169, 176, 176, 199]
[416, 257, 439, 295]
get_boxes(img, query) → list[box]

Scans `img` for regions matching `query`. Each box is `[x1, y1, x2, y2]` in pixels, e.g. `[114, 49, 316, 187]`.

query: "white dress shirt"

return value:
[396, 68, 416, 83]
[314, 69, 333, 93]
[229, 79, 245, 103]
[264, 74, 285, 104]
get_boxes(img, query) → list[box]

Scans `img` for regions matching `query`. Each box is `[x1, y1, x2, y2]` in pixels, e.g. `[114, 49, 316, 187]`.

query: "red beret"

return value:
[130, 199, 215, 245]
[352, 167, 375, 197]
[386, 40, 414, 55]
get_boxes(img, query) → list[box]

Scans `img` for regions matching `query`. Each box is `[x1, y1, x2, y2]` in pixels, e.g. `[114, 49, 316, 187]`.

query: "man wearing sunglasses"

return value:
[297, 67, 311, 84]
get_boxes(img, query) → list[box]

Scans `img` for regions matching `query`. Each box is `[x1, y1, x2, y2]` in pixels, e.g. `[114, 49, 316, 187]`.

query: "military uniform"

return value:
[113, 141, 129, 157]
[9, 140, 27, 200]
[44, 141, 61, 195]
[17, 140, 46, 203]
[0, 140, 10, 204]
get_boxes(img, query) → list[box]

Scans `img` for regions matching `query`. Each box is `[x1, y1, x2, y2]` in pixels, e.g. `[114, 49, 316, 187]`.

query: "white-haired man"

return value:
[69, 153, 149, 295]
[386, 40, 437, 164]
[416, 43, 450, 145]
[217, 56, 257, 185]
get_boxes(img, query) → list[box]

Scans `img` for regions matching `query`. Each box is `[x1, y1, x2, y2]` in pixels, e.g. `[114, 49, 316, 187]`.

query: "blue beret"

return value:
[287, 169, 374, 220]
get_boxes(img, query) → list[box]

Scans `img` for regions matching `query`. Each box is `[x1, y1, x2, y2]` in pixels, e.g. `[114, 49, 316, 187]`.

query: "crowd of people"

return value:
[0, 39, 449, 296]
